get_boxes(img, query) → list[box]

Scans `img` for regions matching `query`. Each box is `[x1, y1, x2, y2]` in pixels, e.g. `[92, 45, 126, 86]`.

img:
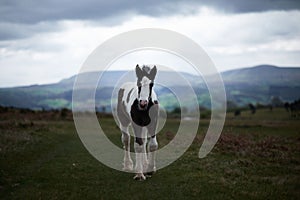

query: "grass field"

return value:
[0, 108, 299, 199]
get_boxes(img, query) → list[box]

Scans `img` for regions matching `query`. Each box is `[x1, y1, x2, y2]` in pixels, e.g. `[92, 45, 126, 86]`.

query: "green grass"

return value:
[0, 108, 299, 199]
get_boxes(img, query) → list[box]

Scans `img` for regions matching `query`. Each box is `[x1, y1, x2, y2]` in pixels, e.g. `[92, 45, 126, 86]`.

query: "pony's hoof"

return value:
[145, 166, 156, 177]
[133, 174, 146, 181]
[144, 171, 155, 178]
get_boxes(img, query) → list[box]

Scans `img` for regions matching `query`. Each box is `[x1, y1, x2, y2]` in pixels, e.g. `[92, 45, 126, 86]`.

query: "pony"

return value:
[117, 64, 159, 180]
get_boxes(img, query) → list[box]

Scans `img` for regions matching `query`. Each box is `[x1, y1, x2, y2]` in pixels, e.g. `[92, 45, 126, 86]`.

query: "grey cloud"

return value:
[0, 0, 299, 41]
[0, 21, 63, 41]
[1, 0, 300, 24]
[208, 0, 300, 13]
[0, 0, 184, 24]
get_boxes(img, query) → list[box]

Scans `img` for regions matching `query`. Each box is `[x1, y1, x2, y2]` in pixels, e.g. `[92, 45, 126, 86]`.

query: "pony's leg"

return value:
[146, 135, 158, 175]
[132, 124, 146, 180]
[121, 125, 133, 171]
[146, 103, 159, 175]
[141, 128, 149, 172]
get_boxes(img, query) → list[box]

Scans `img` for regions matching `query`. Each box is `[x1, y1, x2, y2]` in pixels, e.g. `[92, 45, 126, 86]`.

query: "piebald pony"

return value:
[117, 65, 159, 180]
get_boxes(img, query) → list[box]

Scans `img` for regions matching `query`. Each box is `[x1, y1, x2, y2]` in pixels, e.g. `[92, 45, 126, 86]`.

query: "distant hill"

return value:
[0, 65, 299, 111]
[221, 65, 300, 106]
[222, 65, 300, 86]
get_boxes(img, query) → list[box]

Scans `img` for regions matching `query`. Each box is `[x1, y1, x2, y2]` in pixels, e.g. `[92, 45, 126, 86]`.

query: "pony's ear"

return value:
[135, 64, 143, 79]
[149, 65, 157, 80]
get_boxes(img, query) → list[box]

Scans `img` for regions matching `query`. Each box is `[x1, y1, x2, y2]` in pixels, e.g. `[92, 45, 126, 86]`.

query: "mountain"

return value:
[59, 70, 201, 89]
[222, 65, 300, 86]
[221, 65, 300, 106]
[0, 65, 300, 111]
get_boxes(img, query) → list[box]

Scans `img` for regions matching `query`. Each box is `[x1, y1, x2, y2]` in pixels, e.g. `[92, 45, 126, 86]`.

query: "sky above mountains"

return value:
[1, 0, 300, 87]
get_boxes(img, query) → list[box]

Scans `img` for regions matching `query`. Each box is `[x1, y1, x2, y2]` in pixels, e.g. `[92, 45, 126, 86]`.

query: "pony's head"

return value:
[135, 64, 157, 110]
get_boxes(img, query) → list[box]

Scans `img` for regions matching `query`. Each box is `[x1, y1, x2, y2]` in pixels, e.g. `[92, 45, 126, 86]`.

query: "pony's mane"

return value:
[140, 76, 151, 86]
[142, 65, 151, 74]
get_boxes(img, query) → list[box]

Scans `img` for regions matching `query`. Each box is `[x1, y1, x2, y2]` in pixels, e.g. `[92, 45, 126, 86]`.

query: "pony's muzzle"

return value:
[139, 100, 148, 109]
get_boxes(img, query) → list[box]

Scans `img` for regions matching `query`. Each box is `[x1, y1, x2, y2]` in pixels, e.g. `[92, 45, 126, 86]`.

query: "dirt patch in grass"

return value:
[215, 133, 300, 160]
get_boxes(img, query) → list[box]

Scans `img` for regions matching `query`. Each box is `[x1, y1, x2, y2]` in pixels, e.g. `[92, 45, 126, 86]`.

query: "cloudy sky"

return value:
[1, 0, 300, 87]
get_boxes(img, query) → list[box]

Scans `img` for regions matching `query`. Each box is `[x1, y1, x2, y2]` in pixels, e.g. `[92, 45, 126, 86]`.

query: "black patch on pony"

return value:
[130, 98, 155, 127]
[135, 137, 143, 145]
[127, 88, 134, 103]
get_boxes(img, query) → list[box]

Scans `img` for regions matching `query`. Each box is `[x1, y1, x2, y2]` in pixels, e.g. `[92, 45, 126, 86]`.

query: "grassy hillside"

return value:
[222, 65, 300, 86]
[0, 108, 299, 199]
[0, 65, 300, 110]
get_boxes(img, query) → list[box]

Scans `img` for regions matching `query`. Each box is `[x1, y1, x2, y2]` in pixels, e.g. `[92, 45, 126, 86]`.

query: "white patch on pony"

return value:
[138, 76, 152, 101]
